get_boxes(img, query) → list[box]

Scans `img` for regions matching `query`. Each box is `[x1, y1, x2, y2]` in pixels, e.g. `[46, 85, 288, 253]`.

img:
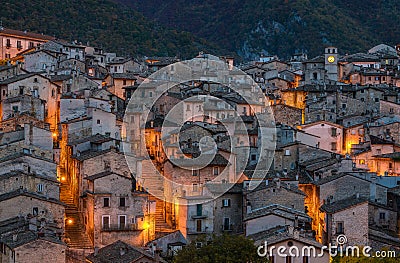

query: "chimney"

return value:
[276, 179, 281, 189]
[288, 226, 294, 235]
[294, 230, 300, 239]
[246, 202, 252, 214]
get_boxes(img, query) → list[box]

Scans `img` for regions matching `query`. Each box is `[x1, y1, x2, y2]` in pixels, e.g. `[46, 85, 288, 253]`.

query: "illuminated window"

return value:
[359, 159, 365, 165]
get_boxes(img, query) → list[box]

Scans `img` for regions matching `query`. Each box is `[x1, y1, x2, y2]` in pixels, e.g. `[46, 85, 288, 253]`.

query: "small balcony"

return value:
[221, 224, 233, 232]
[191, 212, 208, 219]
[101, 223, 141, 232]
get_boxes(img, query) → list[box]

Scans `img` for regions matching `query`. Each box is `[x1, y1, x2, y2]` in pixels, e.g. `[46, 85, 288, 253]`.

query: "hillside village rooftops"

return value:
[341, 53, 380, 62]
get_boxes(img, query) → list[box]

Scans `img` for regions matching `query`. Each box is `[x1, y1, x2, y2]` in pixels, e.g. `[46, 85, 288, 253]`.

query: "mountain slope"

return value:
[0, 0, 226, 58]
[117, 0, 400, 60]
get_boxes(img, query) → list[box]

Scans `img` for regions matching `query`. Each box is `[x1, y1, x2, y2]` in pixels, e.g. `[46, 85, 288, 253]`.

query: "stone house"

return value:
[23, 49, 62, 72]
[0, 230, 66, 263]
[306, 172, 389, 244]
[108, 57, 143, 74]
[176, 195, 214, 241]
[321, 196, 399, 250]
[245, 179, 306, 212]
[204, 183, 244, 235]
[380, 100, 400, 117]
[0, 189, 64, 230]
[1, 95, 46, 122]
[0, 65, 25, 82]
[40, 40, 86, 61]
[0, 73, 60, 131]
[83, 170, 154, 247]
[0, 170, 59, 200]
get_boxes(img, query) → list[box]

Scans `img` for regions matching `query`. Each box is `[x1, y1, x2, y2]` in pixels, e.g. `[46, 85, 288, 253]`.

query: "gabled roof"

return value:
[0, 72, 60, 87]
[0, 230, 65, 249]
[0, 73, 36, 85]
[247, 180, 306, 196]
[85, 170, 129, 181]
[0, 170, 58, 183]
[169, 153, 230, 168]
[320, 195, 368, 213]
[0, 189, 64, 206]
[0, 28, 55, 41]
[205, 183, 243, 194]
[300, 120, 344, 129]
[248, 226, 323, 248]
[369, 135, 395, 145]
[67, 134, 114, 146]
[72, 148, 116, 161]
[244, 204, 310, 221]
[110, 73, 137, 80]
[373, 152, 400, 160]
[86, 240, 165, 263]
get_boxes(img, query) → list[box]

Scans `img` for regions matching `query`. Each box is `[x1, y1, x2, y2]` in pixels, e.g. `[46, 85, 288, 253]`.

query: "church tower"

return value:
[324, 47, 338, 81]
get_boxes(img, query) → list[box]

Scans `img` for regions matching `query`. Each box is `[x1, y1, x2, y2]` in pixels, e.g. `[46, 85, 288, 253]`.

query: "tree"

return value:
[173, 234, 269, 263]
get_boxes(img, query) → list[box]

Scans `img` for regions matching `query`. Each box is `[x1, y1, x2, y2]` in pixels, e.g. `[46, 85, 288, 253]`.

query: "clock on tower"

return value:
[325, 47, 338, 81]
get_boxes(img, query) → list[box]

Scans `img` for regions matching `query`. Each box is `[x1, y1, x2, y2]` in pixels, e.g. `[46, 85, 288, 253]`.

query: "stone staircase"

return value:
[141, 160, 176, 236]
[153, 197, 176, 238]
[141, 160, 165, 199]
[60, 183, 93, 249]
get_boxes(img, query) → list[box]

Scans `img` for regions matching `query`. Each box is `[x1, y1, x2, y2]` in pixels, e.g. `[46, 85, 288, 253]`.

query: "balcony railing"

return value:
[191, 212, 208, 219]
[221, 224, 234, 232]
[101, 223, 140, 232]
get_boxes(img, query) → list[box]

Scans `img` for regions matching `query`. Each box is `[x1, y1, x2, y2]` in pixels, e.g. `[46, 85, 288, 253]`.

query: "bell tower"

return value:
[324, 47, 338, 81]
